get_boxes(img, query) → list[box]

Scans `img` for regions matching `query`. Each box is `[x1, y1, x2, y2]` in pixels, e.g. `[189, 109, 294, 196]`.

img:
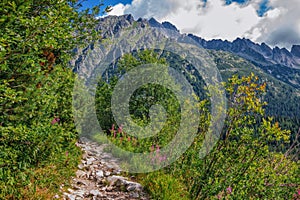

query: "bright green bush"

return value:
[170, 74, 299, 199]
[96, 50, 182, 152]
[96, 51, 299, 200]
[0, 0, 105, 198]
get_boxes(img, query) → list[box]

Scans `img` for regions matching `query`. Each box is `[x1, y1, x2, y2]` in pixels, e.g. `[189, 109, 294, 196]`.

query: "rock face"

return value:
[144, 15, 300, 69]
[71, 14, 300, 88]
[60, 138, 149, 200]
[148, 18, 179, 32]
[291, 45, 300, 57]
[188, 34, 300, 69]
[96, 14, 137, 38]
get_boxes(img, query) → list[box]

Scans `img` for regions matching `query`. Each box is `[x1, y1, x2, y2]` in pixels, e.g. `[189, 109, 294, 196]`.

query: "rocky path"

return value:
[61, 137, 150, 200]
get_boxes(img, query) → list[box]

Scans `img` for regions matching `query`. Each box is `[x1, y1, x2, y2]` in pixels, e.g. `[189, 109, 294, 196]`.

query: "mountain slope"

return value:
[73, 15, 300, 89]
[72, 14, 300, 134]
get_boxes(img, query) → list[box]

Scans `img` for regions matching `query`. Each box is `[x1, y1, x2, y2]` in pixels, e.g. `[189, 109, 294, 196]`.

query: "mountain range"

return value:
[72, 14, 300, 134]
[149, 17, 300, 69]
[73, 14, 300, 89]
[95, 14, 300, 69]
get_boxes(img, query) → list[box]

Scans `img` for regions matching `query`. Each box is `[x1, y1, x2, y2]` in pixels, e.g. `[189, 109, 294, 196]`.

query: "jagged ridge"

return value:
[73, 14, 300, 88]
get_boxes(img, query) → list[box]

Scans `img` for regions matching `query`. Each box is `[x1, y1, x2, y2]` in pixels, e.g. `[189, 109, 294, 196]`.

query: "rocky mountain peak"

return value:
[96, 14, 136, 38]
[94, 15, 300, 69]
[291, 45, 300, 57]
[148, 18, 179, 32]
[161, 21, 179, 32]
[74, 15, 300, 79]
[148, 17, 161, 27]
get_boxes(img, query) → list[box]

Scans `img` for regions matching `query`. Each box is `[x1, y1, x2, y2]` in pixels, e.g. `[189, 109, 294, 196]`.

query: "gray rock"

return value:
[86, 157, 96, 165]
[96, 170, 104, 178]
[89, 189, 101, 196]
[127, 185, 140, 192]
[62, 137, 149, 200]
[129, 192, 140, 198]
[102, 153, 111, 159]
[66, 194, 76, 200]
[67, 188, 74, 193]
[126, 181, 142, 192]
[74, 190, 85, 197]
[106, 175, 127, 186]
[113, 169, 122, 175]
[76, 179, 88, 186]
[77, 164, 84, 170]
[76, 170, 86, 178]
[82, 153, 88, 160]
[72, 184, 81, 190]
[105, 186, 114, 191]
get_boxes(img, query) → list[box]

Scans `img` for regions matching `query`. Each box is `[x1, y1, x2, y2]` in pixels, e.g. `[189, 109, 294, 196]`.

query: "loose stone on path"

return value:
[60, 137, 150, 200]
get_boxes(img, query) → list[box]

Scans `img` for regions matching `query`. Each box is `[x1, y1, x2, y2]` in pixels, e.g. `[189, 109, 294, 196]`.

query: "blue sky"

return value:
[227, 0, 271, 16]
[81, 0, 300, 49]
[83, 0, 259, 6]
[82, 0, 270, 16]
[81, 0, 131, 11]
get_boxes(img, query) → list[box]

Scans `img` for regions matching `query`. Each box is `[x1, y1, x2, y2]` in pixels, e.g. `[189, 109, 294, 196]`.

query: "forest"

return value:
[0, 0, 299, 199]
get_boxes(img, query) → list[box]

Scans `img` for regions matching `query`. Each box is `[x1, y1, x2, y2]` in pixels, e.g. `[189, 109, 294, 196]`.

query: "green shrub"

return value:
[96, 50, 183, 152]
[170, 74, 299, 199]
[0, 0, 105, 198]
[96, 58, 299, 199]
[139, 171, 190, 200]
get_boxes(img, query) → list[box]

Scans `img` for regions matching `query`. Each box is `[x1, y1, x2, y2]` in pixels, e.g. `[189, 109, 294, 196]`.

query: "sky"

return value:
[82, 0, 300, 49]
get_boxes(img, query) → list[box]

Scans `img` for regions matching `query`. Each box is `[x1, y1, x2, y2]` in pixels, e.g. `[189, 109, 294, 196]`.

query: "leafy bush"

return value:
[0, 0, 105, 198]
[96, 50, 183, 151]
[171, 73, 299, 199]
[95, 49, 299, 199]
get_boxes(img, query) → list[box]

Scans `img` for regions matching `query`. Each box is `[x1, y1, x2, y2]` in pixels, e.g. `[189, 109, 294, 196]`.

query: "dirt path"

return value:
[60, 137, 150, 200]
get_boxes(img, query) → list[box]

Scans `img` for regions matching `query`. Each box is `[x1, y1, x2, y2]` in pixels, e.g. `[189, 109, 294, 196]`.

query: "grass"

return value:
[4, 141, 82, 200]
[136, 171, 190, 200]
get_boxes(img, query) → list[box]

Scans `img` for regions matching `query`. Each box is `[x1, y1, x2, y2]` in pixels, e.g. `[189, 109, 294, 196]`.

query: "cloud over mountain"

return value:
[246, 0, 300, 49]
[108, 0, 300, 49]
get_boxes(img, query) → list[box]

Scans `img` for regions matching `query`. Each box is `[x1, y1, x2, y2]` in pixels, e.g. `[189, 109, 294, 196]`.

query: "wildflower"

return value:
[159, 155, 167, 162]
[156, 145, 160, 153]
[118, 125, 123, 134]
[127, 137, 131, 142]
[51, 117, 60, 125]
[294, 188, 300, 198]
[110, 124, 116, 137]
[217, 193, 222, 200]
[151, 145, 155, 152]
[151, 156, 155, 164]
[65, 151, 69, 157]
[226, 186, 232, 194]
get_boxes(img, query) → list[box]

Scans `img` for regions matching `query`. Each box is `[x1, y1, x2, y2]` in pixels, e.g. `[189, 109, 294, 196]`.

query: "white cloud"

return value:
[246, 0, 300, 48]
[108, 3, 128, 16]
[108, 0, 300, 49]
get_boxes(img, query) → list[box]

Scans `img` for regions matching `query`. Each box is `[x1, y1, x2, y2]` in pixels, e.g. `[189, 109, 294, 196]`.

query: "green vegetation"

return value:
[210, 50, 300, 156]
[96, 50, 183, 154]
[1, 1, 299, 199]
[96, 50, 300, 199]
[0, 0, 105, 198]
